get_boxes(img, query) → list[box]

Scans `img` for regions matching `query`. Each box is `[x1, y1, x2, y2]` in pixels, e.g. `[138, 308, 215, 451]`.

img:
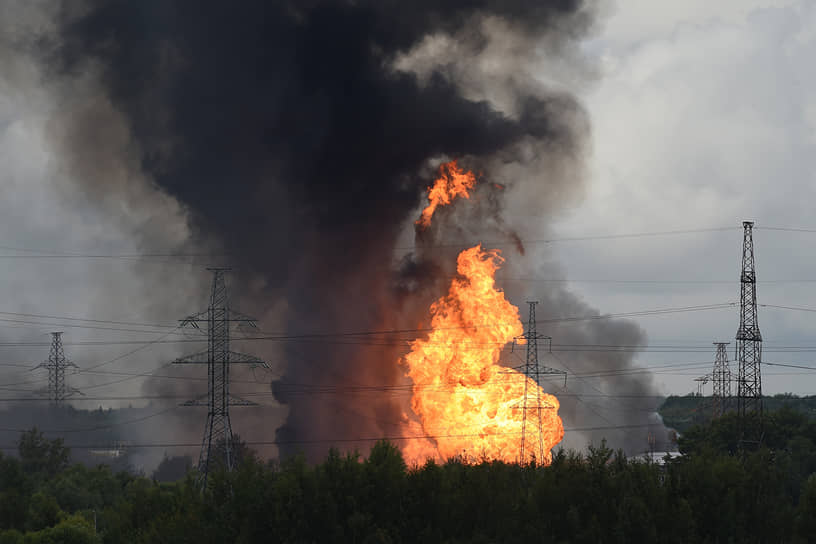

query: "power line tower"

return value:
[515, 301, 566, 464]
[735, 221, 763, 439]
[173, 268, 268, 487]
[693, 374, 710, 397]
[712, 342, 731, 417]
[34, 332, 79, 405]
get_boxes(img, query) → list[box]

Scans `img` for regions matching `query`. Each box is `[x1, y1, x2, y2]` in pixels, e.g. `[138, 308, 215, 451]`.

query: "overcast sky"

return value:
[551, 0, 816, 395]
[0, 0, 814, 417]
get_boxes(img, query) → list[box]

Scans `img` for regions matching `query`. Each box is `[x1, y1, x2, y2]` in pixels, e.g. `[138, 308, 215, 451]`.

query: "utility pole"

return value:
[515, 301, 566, 464]
[712, 342, 731, 417]
[735, 221, 763, 442]
[694, 374, 710, 397]
[34, 332, 78, 404]
[173, 268, 268, 487]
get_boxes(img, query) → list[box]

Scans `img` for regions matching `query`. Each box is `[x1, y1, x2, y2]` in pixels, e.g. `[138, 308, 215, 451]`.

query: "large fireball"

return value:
[401, 245, 564, 464]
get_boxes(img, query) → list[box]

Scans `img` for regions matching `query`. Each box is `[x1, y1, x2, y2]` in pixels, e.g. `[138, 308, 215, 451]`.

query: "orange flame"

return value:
[416, 160, 476, 228]
[401, 245, 564, 464]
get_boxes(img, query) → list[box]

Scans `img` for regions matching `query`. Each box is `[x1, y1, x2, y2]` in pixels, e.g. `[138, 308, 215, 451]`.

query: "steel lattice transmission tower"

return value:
[712, 342, 731, 417]
[34, 332, 79, 404]
[693, 374, 710, 397]
[173, 268, 268, 486]
[516, 301, 565, 464]
[735, 221, 763, 427]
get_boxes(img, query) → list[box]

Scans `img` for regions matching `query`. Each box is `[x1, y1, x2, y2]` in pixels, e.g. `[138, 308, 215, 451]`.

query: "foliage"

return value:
[0, 423, 813, 542]
[151, 455, 193, 483]
[660, 394, 816, 432]
[17, 430, 69, 480]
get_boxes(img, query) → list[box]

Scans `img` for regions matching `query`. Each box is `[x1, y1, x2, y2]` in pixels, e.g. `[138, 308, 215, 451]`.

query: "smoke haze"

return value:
[0, 0, 666, 465]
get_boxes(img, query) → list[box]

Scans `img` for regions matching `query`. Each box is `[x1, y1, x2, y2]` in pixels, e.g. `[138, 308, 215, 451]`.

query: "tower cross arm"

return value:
[227, 351, 270, 368]
[511, 334, 551, 353]
[227, 395, 257, 406]
[178, 310, 260, 326]
[171, 350, 268, 368]
[502, 364, 565, 376]
[179, 310, 209, 328]
[172, 350, 209, 364]
[180, 394, 208, 407]
[227, 309, 260, 325]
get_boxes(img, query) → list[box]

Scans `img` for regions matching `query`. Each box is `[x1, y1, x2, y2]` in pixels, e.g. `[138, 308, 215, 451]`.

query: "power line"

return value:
[498, 278, 816, 285]
[0, 405, 182, 434]
[0, 361, 712, 398]
[396, 226, 739, 250]
[760, 304, 816, 313]
[0, 358, 806, 395]
[0, 299, 806, 341]
[0, 243, 221, 261]
[0, 316, 195, 336]
[755, 226, 816, 233]
[0, 328, 190, 392]
[0, 302, 738, 348]
[0, 227, 738, 261]
[0, 225, 809, 265]
[3, 384, 815, 405]
[0, 310, 180, 329]
[0, 422, 670, 451]
[764, 361, 816, 371]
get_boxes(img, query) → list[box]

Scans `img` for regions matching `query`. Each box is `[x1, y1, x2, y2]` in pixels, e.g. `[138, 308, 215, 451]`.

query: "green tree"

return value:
[0, 454, 27, 530]
[22, 514, 99, 544]
[25, 493, 60, 533]
[0, 530, 22, 544]
[151, 455, 193, 483]
[796, 473, 816, 541]
[17, 430, 69, 479]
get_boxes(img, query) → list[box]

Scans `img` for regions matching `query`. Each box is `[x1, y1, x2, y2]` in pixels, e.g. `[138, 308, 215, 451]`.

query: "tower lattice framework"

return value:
[735, 221, 763, 433]
[34, 332, 78, 404]
[712, 342, 731, 417]
[173, 268, 268, 486]
[517, 301, 565, 464]
[694, 374, 710, 397]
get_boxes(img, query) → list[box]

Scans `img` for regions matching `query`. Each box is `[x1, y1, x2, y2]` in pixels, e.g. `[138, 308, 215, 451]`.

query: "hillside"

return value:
[658, 394, 816, 432]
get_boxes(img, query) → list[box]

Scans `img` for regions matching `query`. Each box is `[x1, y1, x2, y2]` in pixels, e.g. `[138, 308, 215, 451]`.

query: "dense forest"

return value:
[659, 394, 816, 432]
[0, 408, 815, 543]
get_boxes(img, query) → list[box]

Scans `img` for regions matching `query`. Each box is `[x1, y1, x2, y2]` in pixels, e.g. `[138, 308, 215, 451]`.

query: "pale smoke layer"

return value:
[0, 2, 221, 469]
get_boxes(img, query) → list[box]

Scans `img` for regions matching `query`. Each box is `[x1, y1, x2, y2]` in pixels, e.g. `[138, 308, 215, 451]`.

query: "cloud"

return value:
[554, 1, 816, 394]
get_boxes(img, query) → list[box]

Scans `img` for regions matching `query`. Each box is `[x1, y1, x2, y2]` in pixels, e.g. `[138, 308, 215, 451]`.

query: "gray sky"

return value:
[551, 0, 816, 395]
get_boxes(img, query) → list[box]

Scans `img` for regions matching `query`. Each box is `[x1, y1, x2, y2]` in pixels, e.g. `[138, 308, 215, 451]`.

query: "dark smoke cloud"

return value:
[30, 0, 666, 459]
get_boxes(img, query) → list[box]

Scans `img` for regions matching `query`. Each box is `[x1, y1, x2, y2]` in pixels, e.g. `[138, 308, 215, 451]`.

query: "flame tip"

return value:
[415, 160, 477, 229]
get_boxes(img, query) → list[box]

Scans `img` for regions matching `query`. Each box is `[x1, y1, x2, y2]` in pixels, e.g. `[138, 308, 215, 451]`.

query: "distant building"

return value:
[633, 451, 682, 466]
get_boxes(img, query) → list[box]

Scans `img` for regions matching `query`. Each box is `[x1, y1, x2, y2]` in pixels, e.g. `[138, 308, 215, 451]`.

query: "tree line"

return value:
[0, 407, 814, 542]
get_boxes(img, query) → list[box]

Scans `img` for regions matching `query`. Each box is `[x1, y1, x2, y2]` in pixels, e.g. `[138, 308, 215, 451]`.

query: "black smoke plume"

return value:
[33, 0, 665, 459]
